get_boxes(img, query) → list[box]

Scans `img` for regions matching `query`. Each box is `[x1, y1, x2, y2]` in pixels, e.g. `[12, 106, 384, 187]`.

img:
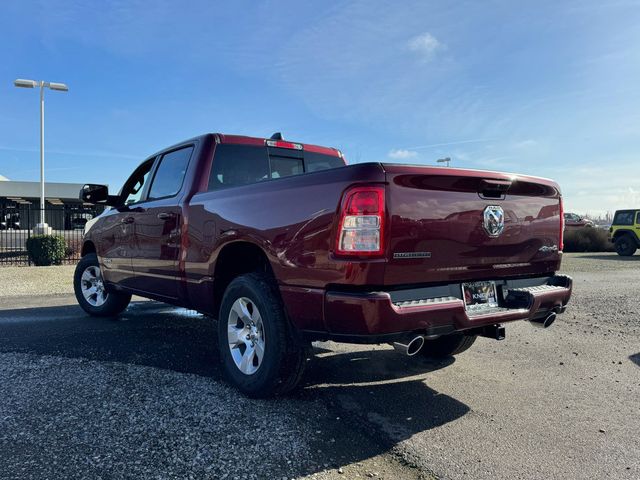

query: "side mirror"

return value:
[80, 184, 120, 206]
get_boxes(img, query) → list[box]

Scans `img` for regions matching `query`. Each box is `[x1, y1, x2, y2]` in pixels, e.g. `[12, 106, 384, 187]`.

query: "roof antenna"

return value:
[270, 132, 283, 140]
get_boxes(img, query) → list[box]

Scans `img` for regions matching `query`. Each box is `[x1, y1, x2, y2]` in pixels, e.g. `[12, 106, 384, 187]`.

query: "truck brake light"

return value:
[266, 139, 303, 150]
[336, 186, 385, 256]
[559, 196, 565, 252]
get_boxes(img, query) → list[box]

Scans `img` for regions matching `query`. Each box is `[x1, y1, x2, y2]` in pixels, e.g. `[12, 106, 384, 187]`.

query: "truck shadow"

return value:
[301, 348, 469, 451]
[0, 301, 469, 477]
[304, 344, 455, 385]
[0, 301, 223, 378]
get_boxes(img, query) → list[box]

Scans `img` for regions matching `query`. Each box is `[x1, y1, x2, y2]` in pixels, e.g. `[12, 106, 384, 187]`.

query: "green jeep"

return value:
[609, 209, 640, 256]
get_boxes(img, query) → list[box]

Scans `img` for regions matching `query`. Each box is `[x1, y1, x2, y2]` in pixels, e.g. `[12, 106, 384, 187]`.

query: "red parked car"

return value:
[76, 133, 572, 397]
[563, 212, 594, 228]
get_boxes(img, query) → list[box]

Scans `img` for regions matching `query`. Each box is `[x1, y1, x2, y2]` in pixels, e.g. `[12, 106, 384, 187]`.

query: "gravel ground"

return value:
[308, 253, 640, 479]
[0, 301, 427, 480]
[0, 252, 638, 479]
[0, 352, 429, 480]
[0, 353, 311, 479]
[0, 265, 74, 298]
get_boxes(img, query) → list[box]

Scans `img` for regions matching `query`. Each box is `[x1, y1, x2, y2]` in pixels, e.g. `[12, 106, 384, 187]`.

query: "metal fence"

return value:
[0, 205, 104, 266]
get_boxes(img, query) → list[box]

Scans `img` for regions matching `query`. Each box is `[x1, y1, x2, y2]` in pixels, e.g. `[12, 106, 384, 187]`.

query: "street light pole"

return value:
[39, 82, 45, 227]
[437, 157, 451, 167]
[14, 78, 68, 234]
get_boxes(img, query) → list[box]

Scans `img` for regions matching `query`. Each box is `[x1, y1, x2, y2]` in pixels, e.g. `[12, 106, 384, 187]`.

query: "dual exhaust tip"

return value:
[393, 310, 558, 357]
[392, 336, 425, 356]
[530, 311, 557, 329]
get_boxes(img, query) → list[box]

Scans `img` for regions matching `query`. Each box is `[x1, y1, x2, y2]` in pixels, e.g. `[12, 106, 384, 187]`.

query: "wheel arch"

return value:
[612, 229, 640, 245]
[212, 241, 277, 316]
[81, 240, 97, 257]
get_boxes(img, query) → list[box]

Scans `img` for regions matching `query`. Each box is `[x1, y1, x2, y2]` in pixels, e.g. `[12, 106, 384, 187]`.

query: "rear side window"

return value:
[209, 145, 270, 190]
[613, 211, 635, 226]
[148, 146, 193, 200]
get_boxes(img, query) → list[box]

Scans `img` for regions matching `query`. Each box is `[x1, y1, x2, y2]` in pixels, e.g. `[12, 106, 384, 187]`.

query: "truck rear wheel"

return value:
[74, 253, 131, 317]
[614, 235, 637, 256]
[218, 272, 308, 398]
[420, 333, 477, 358]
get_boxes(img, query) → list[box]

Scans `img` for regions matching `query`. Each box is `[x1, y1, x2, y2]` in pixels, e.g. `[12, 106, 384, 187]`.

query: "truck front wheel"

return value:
[218, 272, 308, 398]
[74, 253, 131, 316]
[614, 235, 637, 256]
[420, 333, 477, 358]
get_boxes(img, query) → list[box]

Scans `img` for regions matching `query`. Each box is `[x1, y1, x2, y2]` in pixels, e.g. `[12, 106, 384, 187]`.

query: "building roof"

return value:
[0, 180, 85, 202]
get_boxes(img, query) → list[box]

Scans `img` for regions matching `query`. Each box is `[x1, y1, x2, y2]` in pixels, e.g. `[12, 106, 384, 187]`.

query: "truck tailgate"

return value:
[383, 164, 562, 286]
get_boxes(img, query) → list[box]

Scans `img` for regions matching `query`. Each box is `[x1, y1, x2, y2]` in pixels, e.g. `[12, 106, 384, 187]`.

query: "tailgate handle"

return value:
[480, 179, 512, 199]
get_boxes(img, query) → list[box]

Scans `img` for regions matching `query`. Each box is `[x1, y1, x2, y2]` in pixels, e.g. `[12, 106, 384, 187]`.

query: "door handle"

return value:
[121, 216, 135, 224]
[157, 212, 176, 220]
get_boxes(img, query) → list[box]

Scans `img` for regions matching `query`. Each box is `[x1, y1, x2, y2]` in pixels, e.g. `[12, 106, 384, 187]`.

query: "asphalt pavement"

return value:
[0, 253, 638, 479]
[0, 300, 425, 480]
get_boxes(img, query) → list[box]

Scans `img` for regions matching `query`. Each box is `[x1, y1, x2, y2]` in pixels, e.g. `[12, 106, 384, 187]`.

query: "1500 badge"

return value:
[393, 252, 432, 259]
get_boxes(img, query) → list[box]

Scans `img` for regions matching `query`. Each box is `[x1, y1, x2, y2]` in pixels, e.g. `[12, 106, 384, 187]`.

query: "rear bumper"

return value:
[307, 274, 572, 343]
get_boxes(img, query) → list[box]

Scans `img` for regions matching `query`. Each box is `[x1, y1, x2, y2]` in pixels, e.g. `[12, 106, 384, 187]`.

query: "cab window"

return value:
[148, 146, 194, 200]
[208, 144, 343, 190]
[304, 151, 344, 172]
[121, 159, 154, 205]
[209, 144, 270, 190]
[270, 156, 303, 179]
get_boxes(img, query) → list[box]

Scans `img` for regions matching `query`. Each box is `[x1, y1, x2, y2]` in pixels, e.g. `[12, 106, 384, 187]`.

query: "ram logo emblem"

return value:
[483, 205, 505, 237]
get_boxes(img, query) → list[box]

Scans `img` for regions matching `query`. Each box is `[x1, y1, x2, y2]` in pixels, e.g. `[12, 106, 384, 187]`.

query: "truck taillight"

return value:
[336, 186, 385, 256]
[559, 196, 565, 252]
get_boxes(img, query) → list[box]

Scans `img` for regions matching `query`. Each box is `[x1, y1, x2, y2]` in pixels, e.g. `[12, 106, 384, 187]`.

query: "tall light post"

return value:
[437, 157, 451, 167]
[14, 78, 69, 234]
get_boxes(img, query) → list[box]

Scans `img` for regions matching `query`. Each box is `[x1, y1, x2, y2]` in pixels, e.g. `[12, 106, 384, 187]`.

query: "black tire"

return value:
[218, 272, 308, 398]
[614, 235, 637, 256]
[74, 253, 131, 317]
[419, 333, 477, 358]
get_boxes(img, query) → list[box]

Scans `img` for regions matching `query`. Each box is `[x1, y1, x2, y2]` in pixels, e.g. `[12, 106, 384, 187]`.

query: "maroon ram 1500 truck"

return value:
[76, 133, 572, 397]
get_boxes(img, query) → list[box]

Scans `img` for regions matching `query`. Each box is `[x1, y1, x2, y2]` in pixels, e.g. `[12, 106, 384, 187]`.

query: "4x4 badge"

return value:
[483, 205, 505, 237]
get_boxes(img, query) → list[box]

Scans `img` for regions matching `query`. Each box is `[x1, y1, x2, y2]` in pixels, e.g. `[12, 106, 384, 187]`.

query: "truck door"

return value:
[100, 158, 154, 289]
[127, 146, 194, 299]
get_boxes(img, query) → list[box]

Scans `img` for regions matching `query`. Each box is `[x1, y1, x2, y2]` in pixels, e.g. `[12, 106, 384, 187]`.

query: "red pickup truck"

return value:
[76, 133, 572, 397]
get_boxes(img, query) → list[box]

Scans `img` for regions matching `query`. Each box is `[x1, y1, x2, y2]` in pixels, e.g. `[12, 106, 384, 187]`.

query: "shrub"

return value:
[26, 235, 67, 266]
[563, 227, 613, 253]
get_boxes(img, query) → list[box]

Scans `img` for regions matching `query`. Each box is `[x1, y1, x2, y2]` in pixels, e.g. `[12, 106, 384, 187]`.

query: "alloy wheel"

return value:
[80, 265, 108, 307]
[227, 297, 265, 375]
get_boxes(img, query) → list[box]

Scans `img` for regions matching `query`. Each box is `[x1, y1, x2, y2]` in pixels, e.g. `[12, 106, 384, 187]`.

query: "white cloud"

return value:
[388, 149, 418, 159]
[407, 32, 444, 59]
[538, 160, 640, 216]
[513, 139, 538, 149]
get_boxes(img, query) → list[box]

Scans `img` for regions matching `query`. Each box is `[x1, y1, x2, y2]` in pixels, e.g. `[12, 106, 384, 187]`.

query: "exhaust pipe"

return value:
[530, 312, 557, 329]
[392, 336, 425, 356]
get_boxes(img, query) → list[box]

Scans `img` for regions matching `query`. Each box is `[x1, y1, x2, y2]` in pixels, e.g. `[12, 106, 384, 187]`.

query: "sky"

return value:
[0, 0, 639, 216]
